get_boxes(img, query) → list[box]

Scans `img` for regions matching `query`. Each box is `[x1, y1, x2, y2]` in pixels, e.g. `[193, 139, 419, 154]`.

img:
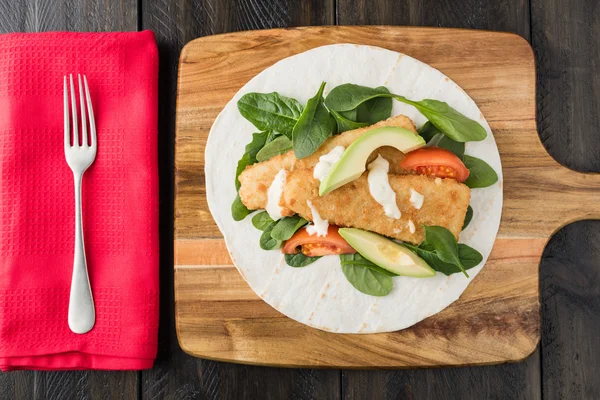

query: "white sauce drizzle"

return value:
[367, 155, 401, 219]
[409, 188, 424, 210]
[407, 219, 416, 234]
[306, 200, 329, 237]
[313, 146, 345, 182]
[434, 177, 442, 185]
[266, 169, 287, 220]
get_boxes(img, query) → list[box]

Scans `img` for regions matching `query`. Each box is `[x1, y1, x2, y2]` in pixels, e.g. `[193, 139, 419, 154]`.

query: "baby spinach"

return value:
[292, 82, 336, 159]
[259, 221, 283, 250]
[419, 122, 465, 158]
[421, 225, 467, 277]
[237, 92, 304, 138]
[252, 211, 274, 231]
[234, 131, 269, 190]
[396, 96, 487, 142]
[340, 253, 397, 276]
[231, 194, 250, 221]
[405, 242, 482, 276]
[325, 84, 487, 142]
[270, 216, 308, 241]
[463, 155, 498, 188]
[354, 86, 393, 124]
[340, 254, 393, 297]
[331, 110, 368, 133]
[285, 253, 321, 267]
[462, 205, 473, 230]
[255, 135, 292, 162]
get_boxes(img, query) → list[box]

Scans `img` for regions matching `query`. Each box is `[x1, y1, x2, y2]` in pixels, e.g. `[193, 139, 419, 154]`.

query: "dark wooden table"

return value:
[1, 0, 599, 399]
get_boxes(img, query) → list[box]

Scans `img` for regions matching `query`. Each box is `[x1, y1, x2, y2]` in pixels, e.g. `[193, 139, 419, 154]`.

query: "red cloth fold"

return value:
[0, 31, 159, 370]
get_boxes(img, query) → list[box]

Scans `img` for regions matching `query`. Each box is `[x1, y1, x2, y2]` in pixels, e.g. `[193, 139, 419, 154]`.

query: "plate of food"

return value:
[174, 26, 593, 367]
[206, 44, 502, 334]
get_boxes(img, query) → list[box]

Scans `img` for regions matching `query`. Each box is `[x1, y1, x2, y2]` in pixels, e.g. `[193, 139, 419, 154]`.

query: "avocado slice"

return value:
[319, 127, 425, 195]
[338, 228, 436, 277]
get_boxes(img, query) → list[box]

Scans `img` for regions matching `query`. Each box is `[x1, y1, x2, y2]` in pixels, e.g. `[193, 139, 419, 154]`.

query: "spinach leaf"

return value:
[417, 121, 440, 141]
[285, 253, 321, 267]
[270, 216, 308, 241]
[462, 205, 473, 230]
[428, 133, 465, 158]
[292, 82, 336, 159]
[418, 122, 465, 158]
[237, 92, 304, 138]
[235, 153, 253, 191]
[331, 110, 368, 133]
[404, 242, 482, 276]
[255, 135, 292, 162]
[340, 254, 397, 276]
[463, 155, 499, 188]
[259, 222, 283, 250]
[325, 84, 487, 142]
[396, 96, 487, 142]
[340, 261, 393, 297]
[252, 211, 274, 231]
[355, 86, 393, 124]
[232, 194, 250, 221]
[325, 84, 385, 111]
[423, 225, 467, 277]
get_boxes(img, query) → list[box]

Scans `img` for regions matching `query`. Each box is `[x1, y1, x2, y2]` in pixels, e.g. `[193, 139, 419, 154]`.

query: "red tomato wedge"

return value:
[400, 147, 470, 182]
[282, 225, 356, 257]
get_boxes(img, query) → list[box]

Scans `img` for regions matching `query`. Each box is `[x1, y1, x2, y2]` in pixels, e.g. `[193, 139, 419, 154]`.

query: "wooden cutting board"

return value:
[174, 26, 600, 368]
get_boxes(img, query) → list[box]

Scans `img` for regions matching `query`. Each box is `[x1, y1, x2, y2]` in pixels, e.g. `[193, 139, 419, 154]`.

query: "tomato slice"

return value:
[282, 225, 356, 257]
[400, 147, 470, 182]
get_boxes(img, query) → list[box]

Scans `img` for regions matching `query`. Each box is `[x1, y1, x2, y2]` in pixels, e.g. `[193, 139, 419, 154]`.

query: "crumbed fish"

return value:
[281, 169, 470, 244]
[238, 114, 418, 213]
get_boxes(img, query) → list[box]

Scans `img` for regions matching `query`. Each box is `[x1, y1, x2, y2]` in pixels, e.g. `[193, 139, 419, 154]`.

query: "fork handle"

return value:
[68, 173, 95, 334]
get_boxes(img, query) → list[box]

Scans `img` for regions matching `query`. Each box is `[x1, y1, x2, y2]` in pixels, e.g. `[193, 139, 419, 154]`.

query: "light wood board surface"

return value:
[174, 26, 600, 368]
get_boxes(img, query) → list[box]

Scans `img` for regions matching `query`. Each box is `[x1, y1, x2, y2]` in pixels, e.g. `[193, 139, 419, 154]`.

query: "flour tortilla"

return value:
[205, 44, 503, 333]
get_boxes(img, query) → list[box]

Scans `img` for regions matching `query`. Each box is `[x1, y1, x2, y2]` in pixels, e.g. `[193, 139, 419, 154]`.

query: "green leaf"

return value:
[325, 84, 386, 111]
[340, 254, 397, 276]
[234, 131, 269, 190]
[462, 205, 473, 230]
[292, 82, 336, 159]
[340, 261, 393, 297]
[259, 222, 283, 250]
[324, 84, 486, 142]
[428, 133, 466, 158]
[331, 110, 369, 133]
[252, 211, 274, 231]
[417, 121, 440, 141]
[231, 194, 250, 221]
[255, 135, 292, 162]
[284, 253, 321, 267]
[463, 155, 499, 188]
[237, 92, 304, 138]
[395, 96, 487, 142]
[404, 243, 482, 276]
[270, 216, 308, 241]
[355, 86, 393, 124]
[423, 225, 468, 277]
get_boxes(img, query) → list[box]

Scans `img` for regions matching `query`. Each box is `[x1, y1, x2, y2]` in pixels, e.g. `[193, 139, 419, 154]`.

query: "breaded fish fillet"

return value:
[238, 114, 418, 212]
[281, 169, 470, 244]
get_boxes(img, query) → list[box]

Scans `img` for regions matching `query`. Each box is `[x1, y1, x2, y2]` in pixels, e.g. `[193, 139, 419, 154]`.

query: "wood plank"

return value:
[335, 1, 539, 397]
[540, 222, 600, 399]
[141, 1, 340, 399]
[0, 1, 139, 399]
[532, 1, 600, 398]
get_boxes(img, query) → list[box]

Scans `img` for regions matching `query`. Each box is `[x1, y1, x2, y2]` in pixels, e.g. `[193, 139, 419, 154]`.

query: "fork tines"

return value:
[63, 74, 96, 149]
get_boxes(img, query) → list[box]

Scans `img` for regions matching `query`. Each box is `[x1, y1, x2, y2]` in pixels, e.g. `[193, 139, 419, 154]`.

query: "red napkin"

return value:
[0, 31, 159, 370]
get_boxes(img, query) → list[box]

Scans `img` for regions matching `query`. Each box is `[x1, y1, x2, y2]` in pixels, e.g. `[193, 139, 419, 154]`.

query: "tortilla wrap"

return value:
[205, 44, 503, 333]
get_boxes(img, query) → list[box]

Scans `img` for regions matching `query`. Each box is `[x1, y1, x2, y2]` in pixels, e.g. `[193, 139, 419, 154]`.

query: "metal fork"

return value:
[64, 74, 97, 334]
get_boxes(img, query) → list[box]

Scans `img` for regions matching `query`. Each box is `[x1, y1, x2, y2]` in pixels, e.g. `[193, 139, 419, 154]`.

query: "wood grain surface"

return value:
[172, 25, 600, 368]
[1, 0, 599, 398]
